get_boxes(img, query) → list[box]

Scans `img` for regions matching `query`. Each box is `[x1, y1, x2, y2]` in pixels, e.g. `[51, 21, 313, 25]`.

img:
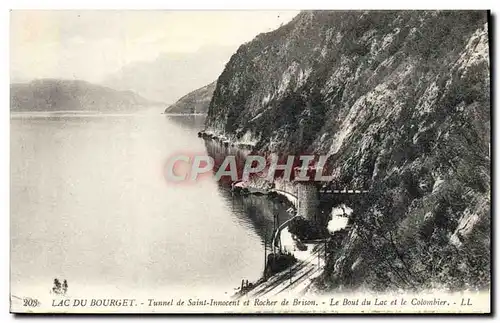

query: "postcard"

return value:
[10, 10, 491, 314]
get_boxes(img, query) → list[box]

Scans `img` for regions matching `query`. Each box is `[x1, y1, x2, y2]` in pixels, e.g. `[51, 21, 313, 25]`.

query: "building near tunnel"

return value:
[294, 166, 321, 222]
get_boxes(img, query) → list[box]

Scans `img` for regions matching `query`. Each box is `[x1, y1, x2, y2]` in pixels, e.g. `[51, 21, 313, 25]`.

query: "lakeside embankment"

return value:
[198, 130, 257, 150]
[198, 132, 354, 297]
[199, 134, 349, 297]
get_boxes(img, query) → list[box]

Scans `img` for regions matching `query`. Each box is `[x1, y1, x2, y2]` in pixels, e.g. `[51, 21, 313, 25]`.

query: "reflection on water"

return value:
[164, 114, 206, 132]
[219, 190, 291, 245]
[168, 115, 292, 245]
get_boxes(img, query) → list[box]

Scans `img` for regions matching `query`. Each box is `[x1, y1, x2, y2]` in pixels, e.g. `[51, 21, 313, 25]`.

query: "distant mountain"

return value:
[10, 79, 159, 112]
[102, 45, 236, 104]
[164, 82, 216, 114]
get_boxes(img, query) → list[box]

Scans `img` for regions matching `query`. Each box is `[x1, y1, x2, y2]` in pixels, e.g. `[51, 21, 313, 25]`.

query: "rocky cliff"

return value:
[205, 11, 490, 291]
[164, 82, 216, 114]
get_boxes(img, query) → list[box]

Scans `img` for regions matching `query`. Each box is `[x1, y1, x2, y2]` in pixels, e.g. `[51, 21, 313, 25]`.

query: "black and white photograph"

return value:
[8, 8, 491, 314]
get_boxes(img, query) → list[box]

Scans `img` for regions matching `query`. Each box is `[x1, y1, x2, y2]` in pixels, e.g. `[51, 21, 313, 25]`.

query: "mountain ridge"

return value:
[102, 46, 236, 103]
[10, 78, 160, 112]
[205, 10, 491, 291]
[164, 81, 216, 114]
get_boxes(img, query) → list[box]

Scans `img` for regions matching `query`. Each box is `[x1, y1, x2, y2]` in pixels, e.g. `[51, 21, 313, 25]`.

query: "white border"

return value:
[4, 0, 498, 9]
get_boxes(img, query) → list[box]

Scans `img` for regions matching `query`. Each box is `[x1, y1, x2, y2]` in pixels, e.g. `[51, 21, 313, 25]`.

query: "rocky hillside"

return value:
[11, 79, 157, 112]
[164, 82, 216, 114]
[205, 11, 490, 291]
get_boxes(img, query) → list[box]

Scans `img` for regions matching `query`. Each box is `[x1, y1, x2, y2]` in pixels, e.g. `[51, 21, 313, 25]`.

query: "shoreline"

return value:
[231, 186, 303, 298]
[198, 129, 257, 150]
[199, 131, 351, 299]
[163, 113, 206, 116]
[219, 152, 325, 298]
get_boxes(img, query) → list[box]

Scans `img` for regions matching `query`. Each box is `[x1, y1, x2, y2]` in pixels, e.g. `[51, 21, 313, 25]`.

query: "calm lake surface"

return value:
[10, 110, 289, 298]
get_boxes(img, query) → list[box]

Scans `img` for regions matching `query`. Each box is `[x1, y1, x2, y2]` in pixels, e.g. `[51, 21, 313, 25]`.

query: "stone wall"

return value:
[297, 182, 320, 221]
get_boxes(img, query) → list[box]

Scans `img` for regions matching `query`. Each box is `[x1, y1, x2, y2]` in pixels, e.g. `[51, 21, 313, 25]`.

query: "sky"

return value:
[10, 10, 299, 83]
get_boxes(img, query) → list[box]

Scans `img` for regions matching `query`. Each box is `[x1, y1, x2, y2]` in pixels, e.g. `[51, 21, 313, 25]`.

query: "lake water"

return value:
[10, 110, 290, 299]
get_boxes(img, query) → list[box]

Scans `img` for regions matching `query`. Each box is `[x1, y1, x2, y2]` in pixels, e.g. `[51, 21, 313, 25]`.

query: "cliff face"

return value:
[206, 11, 490, 291]
[164, 82, 216, 114]
[11, 79, 156, 112]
